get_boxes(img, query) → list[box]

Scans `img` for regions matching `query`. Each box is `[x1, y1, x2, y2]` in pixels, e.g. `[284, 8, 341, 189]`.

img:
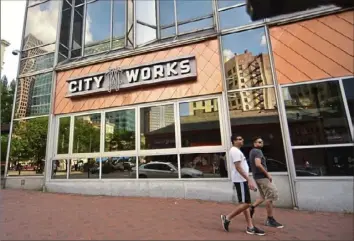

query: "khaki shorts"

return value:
[255, 178, 279, 201]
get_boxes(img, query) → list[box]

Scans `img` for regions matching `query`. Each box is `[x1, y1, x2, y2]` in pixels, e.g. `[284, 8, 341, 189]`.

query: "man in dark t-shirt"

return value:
[249, 136, 283, 229]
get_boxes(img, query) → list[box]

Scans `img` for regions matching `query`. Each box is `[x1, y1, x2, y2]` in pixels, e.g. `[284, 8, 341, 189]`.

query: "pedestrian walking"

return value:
[220, 135, 265, 236]
[248, 136, 284, 228]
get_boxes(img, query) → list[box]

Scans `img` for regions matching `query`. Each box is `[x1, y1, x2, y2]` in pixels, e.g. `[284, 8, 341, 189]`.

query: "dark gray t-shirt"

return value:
[249, 148, 267, 179]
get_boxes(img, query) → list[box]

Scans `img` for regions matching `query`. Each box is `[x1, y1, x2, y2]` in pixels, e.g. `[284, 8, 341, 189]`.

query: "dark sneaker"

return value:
[250, 206, 255, 218]
[220, 215, 230, 232]
[266, 217, 284, 228]
[246, 226, 265, 236]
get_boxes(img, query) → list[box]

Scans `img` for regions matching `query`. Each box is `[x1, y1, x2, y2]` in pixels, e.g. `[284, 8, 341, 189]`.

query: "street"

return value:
[0, 189, 353, 240]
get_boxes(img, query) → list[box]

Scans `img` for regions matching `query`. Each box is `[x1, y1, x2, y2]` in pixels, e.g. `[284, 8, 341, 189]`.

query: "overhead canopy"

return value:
[246, 0, 353, 21]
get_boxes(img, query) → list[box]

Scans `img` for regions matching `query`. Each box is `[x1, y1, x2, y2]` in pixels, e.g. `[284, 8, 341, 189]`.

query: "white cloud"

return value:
[223, 49, 234, 62]
[1, 0, 26, 81]
[260, 34, 266, 46]
[24, 1, 59, 46]
[85, 14, 93, 44]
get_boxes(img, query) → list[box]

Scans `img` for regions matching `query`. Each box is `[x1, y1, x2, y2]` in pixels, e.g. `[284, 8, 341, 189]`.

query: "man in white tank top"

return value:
[220, 135, 265, 236]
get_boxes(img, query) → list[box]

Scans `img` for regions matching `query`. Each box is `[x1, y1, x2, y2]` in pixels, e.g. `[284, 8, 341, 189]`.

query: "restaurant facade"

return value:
[4, 0, 354, 212]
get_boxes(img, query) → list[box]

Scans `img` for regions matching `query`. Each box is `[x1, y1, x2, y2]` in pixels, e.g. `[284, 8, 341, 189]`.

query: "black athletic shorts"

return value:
[234, 182, 251, 204]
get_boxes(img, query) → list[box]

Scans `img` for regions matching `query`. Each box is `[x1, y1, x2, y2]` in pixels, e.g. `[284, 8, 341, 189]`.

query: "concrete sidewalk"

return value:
[0, 189, 353, 240]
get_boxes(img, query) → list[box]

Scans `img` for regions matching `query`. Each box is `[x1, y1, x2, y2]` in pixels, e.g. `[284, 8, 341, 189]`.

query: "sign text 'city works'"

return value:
[66, 55, 197, 98]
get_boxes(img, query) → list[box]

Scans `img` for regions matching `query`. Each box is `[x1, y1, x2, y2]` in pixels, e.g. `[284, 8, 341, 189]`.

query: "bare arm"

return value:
[255, 158, 271, 179]
[235, 162, 250, 182]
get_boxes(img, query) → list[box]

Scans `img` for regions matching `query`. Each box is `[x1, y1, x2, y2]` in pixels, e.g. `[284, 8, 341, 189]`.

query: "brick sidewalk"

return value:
[0, 189, 353, 240]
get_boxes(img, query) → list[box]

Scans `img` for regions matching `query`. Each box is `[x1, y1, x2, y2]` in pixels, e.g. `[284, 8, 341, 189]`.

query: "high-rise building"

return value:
[225, 50, 275, 112]
[0, 39, 10, 70]
[189, 99, 218, 115]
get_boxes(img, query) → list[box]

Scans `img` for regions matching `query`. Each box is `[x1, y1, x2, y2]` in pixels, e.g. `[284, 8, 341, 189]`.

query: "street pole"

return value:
[3, 50, 22, 189]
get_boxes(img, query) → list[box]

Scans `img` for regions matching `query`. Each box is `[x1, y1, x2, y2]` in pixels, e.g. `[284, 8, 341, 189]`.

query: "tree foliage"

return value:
[1, 75, 16, 124]
[106, 128, 135, 151]
[73, 118, 101, 153]
[10, 117, 49, 165]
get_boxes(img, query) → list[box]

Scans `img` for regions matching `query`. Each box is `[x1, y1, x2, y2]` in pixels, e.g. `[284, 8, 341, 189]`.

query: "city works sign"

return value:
[66, 55, 197, 98]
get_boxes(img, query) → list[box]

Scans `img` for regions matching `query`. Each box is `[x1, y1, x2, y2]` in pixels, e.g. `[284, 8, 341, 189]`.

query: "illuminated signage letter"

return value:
[69, 81, 78, 92]
[93, 75, 104, 88]
[166, 62, 177, 76]
[153, 65, 164, 79]
[141, 67, 151, 81]
[126, 69, 140, 83]
[180, 59, 191, 74]
[83, 77, 93, 90]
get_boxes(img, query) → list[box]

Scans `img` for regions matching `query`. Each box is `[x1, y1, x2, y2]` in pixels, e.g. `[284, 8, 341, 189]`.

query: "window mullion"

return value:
[81, 2, 87, 56]
[110, 0, 114, 50]
[68, 0, 76, 59]
[156, 0, 160, 39]
[173, 0, 178, 36]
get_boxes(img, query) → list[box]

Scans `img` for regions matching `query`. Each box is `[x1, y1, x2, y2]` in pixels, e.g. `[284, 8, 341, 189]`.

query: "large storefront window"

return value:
[180, 152, 227, 178]
[68, 158, 99, 179]
[105, 109, 136, 152]
[221, 27, 287, 172]
[179, 99, 222, 147]
[227, 88, 287, 172]
[282, 79, 354, 177]
[73, 114, 101, 153]
[52, 96, 227, 179]
[101, 156, 136, 179]
[8, 116, 48, 176]
[51, 159, 68, 179]
[140, 105, 175, 150]
[136, 155, 178, 179]
[283, 80, 352, 145]
[222, 28, 273, 91]
[293, 147, 354, 177]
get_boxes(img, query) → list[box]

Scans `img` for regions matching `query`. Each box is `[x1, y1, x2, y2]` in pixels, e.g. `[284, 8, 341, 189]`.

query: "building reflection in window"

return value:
[140, 105, 175, 150]
[101, 156, 136, 179]
[222, 28, 272, 91]
[283, 80, 352, 145]
[180, 153, 227, 178]
[228, 88, 287, 172]
[68, 158, 99, 179]
[292, 147, 354, 176]
[21, 0, 59, 72]
[15, 72, 52, 118]
[8, 117, 48, 176]
[73, 114, 101, 153]
[135, 155, 178, 179]
[179, 99, 222, 147]
[105, 109, 136, 152]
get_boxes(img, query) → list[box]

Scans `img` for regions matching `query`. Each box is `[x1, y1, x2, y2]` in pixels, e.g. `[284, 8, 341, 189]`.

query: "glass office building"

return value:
[5, 0, 353, 212]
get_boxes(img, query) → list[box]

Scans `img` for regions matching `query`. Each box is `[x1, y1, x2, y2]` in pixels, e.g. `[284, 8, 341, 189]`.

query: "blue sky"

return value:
[222, 27, 267, 58]
[179, 103, 190, 117]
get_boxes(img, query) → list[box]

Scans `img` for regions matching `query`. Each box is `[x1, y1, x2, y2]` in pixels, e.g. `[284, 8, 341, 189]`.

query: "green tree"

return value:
[107, 128, 135, 151]
[1, 76, 15, 124]
[73, 118, 100, 153]
[10, 117, 48, 171]
[57, 117, 70, 154]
